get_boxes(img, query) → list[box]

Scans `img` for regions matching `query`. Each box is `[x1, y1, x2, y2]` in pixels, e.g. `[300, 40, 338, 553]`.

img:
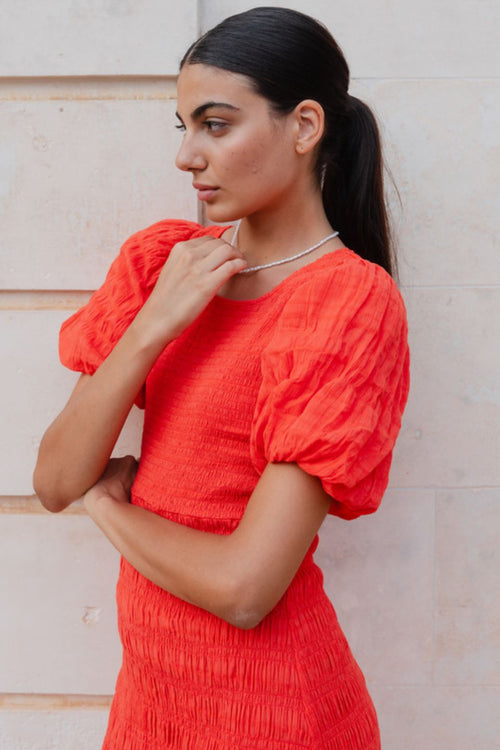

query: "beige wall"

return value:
[1, 1, 498, 748]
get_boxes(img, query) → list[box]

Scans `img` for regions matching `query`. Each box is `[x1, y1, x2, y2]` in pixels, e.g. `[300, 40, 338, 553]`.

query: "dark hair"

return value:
[181, 7, 395, 277]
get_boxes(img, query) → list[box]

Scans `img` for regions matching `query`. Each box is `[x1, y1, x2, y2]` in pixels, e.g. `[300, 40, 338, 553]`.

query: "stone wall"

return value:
[1, 1, 498, 747]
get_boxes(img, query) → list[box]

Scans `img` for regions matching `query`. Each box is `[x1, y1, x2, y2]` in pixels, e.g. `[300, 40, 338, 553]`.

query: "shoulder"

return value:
[308, 249, 404, 311]
[127, 218, 226, 246]
[120, 218, 225, 264]
[58, 220, 228, 376]
[114, 219, 229, 288]
[277, 249, 407, 343]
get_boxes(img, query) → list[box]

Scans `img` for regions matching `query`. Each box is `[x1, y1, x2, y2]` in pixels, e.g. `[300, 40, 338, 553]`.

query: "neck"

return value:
[233, 189, 334, 267]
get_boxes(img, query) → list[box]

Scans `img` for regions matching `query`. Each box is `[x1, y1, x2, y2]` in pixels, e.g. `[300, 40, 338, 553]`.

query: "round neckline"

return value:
[207, 224, 352, 304]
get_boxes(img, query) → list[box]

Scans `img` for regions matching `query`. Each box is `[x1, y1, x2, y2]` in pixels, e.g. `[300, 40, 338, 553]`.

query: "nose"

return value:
[175, 133, 207, 173]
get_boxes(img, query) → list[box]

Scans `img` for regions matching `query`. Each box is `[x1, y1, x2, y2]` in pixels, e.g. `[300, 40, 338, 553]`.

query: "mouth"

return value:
[193, 183, 219, 202]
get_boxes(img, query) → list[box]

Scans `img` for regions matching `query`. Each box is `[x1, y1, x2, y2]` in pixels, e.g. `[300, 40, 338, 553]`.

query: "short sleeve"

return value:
[250, 254, 410, 520]
[59, 219, 210, 408]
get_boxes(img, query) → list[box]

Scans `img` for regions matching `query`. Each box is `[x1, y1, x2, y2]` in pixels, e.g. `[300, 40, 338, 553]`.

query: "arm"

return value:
[84, 458, 331, 629]
[33, 236, 247, 512]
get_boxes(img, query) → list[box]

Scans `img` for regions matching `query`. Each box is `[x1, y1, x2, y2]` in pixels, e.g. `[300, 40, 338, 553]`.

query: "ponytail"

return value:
[321, 96, 395, 277]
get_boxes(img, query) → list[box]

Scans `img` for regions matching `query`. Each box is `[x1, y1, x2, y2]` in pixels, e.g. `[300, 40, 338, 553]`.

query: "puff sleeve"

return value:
[250, 254, 410, 520]
[58, 220, 206, 407]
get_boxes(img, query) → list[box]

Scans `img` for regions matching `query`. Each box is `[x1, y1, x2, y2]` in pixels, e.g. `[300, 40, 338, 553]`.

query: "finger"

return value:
[196, 242, 246, 273]
[173, 236, 233, 261]
[206, 256, 249, 290]
[189, 236, 244, 257]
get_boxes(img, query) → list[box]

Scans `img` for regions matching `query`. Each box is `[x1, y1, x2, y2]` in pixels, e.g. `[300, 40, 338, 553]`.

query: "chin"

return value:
[204, 205, 241, 225]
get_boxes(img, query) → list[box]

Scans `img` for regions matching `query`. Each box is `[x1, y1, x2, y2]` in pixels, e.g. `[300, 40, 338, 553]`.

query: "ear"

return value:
[293, 99, 325, 155]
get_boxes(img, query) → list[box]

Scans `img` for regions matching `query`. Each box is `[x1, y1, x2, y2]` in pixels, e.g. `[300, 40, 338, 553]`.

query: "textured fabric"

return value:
[60, 220, 410, 749]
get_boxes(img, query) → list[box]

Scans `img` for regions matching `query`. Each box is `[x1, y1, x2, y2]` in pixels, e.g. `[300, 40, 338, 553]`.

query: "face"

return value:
[175, 64, 301, 223]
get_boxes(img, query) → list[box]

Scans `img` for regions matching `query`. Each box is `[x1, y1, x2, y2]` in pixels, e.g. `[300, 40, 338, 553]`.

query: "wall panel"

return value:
[316, 490, 435, 686]
[392, 287, 500, 487]
[200, 0, 500, 78]
[0, 98, 196, 290]
[0, 1, 197, 76]
[0, 310, 143, 496]
[0, 514, 121, 694]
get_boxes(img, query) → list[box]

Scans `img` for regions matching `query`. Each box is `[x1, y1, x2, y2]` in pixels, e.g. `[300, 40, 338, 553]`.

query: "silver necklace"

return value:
[232, 220, 339, 274]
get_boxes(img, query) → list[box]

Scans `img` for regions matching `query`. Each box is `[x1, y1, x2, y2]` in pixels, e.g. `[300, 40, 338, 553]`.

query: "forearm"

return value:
[83, 462, 331, 629]
[34, 236, 247, 513]
[85, 492, 243, 625]
[34, 319, 170, 511]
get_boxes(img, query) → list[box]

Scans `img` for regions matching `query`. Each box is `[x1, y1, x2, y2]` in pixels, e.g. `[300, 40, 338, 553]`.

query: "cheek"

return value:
[240, 142, 273, 177]
[219, 154, 261, 179]
[219, 132, 270, 177]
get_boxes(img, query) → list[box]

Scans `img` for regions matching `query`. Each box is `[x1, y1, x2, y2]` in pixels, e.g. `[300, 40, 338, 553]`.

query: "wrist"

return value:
[83, 486, 113, 519]
[127, 306, 176, 358]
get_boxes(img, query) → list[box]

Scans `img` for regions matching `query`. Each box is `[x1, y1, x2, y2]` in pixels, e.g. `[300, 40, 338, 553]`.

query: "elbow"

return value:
[32, 466, 71, 514]
[37, 496, 68, 514]
[33, 483, 65, 514]
[33, 441, 63, 512]
[227, 607, 265, 631]
[222, 578, 271, 631]
[33, 435, 83, 512]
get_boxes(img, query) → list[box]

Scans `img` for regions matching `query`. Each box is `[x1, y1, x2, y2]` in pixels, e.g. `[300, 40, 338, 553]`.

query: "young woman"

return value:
[34, 7, 409, 749]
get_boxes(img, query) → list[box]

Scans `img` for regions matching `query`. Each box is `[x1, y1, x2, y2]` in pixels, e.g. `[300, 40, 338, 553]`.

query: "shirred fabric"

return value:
[59, 220, 409, 749]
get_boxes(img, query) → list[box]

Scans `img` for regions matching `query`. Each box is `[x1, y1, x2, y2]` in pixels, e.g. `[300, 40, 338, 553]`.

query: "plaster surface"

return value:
[0, 311, 143, 495]
[200, 0, 500, 78]
[0, 99, 196, 289]
[0, 1, 197, 76]
[0, 514, 121, 694]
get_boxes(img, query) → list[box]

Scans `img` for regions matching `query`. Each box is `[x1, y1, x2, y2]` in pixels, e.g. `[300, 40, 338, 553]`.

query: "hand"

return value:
[133, 235, 247, 342]
[83, 455, 138, 515]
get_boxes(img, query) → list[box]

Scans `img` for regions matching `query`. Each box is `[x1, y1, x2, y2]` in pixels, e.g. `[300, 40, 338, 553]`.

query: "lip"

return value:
[193, 183, 219, 201]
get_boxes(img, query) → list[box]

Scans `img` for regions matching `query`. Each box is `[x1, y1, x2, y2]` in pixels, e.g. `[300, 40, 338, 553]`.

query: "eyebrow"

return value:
[176, 101, 240, 122]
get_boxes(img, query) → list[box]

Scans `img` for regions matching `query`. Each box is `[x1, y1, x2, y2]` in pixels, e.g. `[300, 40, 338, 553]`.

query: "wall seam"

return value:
[431, 489, 438, 687]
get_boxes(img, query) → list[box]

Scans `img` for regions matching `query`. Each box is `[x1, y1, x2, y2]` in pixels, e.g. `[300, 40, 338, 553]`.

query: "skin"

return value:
[33, 63, 341, 629]
[175, 64, 345, 299]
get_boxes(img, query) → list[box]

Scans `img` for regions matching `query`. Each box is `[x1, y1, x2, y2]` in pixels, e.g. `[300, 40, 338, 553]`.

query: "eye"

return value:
[203, 120, 227, 133]
[175, 123, 186, 132]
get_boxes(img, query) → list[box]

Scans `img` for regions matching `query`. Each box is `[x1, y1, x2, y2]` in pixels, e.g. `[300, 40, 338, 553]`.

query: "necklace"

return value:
[231, 220, 339, 274]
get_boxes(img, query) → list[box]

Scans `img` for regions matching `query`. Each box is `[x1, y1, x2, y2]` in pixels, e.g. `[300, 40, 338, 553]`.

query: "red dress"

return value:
[60, 220, 410, 750]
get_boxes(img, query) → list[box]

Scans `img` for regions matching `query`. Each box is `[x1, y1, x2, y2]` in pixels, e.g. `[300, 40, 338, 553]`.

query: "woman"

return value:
[34, 7, 409, 749]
